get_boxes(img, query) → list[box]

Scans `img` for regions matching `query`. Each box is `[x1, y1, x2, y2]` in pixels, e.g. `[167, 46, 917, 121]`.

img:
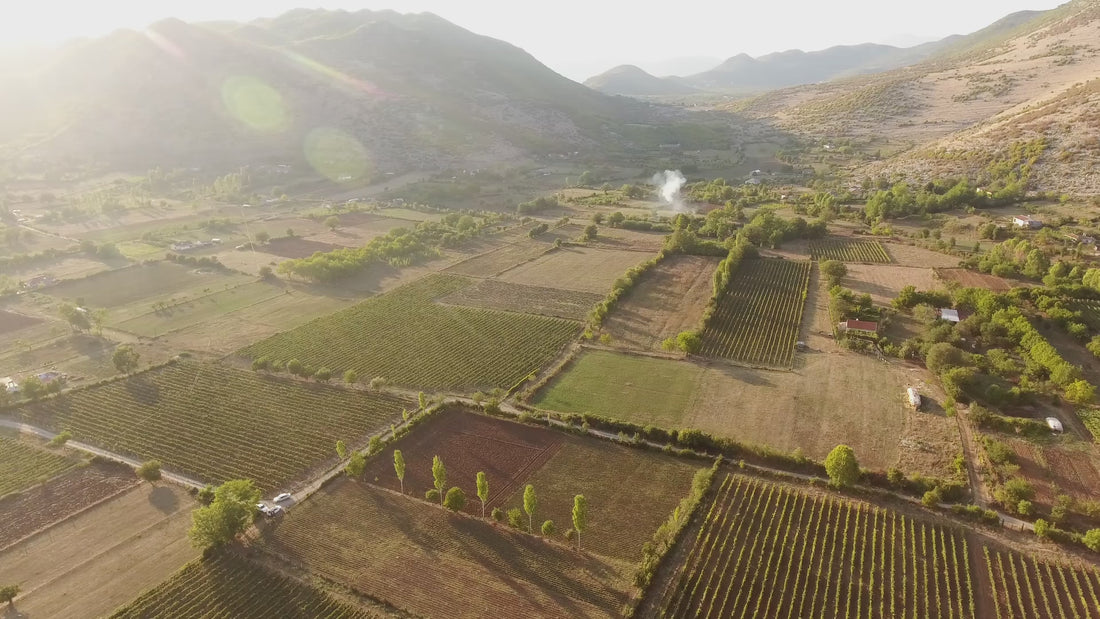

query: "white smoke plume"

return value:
[650, 169, 690, 213]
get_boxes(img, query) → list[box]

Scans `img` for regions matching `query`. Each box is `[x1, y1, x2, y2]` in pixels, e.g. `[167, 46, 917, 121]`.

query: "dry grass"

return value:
[603, 255, 720, 350]
[883, 243, 963, 268]
[935, 268, 1015, 292]
[497, 246, 653, 293]
[842, 264, 943, 306]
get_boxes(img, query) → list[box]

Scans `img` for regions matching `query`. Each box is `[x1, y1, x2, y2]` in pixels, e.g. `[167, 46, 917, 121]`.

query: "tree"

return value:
[336, 440, 347, 459]
[48, 430, 72, 447]
[324, 216, 340, 230]
[394, 449, 406, 493]
[1034, 518, 1051, 539]
[541, 519, 555, 536]
[313, 367, 332, 382]
[825, 445, 860, 488]
[137, 460, 162, 484]
[924, 342, 970, 375]
[1084, 529, 1100, 552]
[418, 391, 428, 410]
[112, 344, 141, 373]
[259, 265, 274, 279]
[254, 231, 271, 244]
[675, 330, 702, 354]
[287, 359, 303, 376]
[188, 479, 261, 548]
[345, 452, 366, 477]
[444, 487, 466, 511]
[491, 507, 505, 522]
[591, 212, 604, 224]
[1065, 380, 1095, 405]
[476, 471, 489, 517]
[0, 584, 19, 606]
[59, 302, 91, 332]
[820, 260, 847, 283]
[426, 489, 440, 502]
[344, 370, 358, 384]
[523, 484, 538, 532]
[20, 376, 46, 401]
[367, 435, 382, 455]
[582, 224, 598, 241]
[507, 507, 526, 530]
[432, 455, 446, 505]
[572, 495, 588, 550]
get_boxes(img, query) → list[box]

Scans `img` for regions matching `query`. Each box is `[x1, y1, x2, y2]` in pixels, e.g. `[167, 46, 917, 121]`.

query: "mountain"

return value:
[583, 65, 698, 96]
[0, 10, 658, 176]
[726, 0, 1100, 194]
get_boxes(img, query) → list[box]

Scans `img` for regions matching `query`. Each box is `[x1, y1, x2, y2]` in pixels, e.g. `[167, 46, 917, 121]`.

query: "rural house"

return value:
[838, 319, 879, 337]
[1012, 215, 1042, 229]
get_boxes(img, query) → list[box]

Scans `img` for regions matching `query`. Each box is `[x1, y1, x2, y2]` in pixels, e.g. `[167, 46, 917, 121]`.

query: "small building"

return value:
[1, 377, 17, 393]
[1046, 417, 1064, 433]
[939, 308, 961, 323]
[36, 371, 63, 384]
[838, 319, 879, 337]
[906, 387, 922, 409]
[1013, 215, 1042, 229]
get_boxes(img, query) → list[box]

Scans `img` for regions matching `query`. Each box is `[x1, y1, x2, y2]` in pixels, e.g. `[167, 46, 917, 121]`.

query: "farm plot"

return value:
[699, 258, 811, 368]
[496, 246, 654, 293]
[0, 462, 137, 550]
[654, 474, 975, 618]
[809, 238, 891, 263]
[112, 280, 285, 337]
[14, 361, 411, 491]
[437, 278, 602, 321]
[1006, 438, 1100, 505]
[984, 546, 1100, 619]
[936, 268, 1015, 292]
[110, 553, 373, 619]
[843, 264, 942, 307]
[444, 240, 551, 277]
[258, 236, 340, 259]
[533, 350, 705, 427]
[0, 308, 42, 334]
[45, 261, 252, 309]
[0, 434, 77, 497]
[239, 274, 580, 391]
[258, 478, 632, 619]
[603, 254, 721, 350]
[883, 243, 962, 268]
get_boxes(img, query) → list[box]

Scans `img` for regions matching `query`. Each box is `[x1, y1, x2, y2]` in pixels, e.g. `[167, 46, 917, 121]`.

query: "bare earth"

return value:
[497, 246, 654, 294]
[883, 243, 962, 268]
[842, 264, 943, 307]
[604, 255, 721, 350]
[0, 484, 199, 619]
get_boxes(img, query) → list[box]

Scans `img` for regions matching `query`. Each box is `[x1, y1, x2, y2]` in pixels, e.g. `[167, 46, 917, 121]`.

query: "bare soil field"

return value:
[4, 255, 119, 282]
[303, 215, 415, 248]
[0, 308, 42, 334]
[257, 478, 631, 619]
[0, 462, 138, 550]
[497, 246, 653, 294]
[437, 278, 600, 321]
[593, 228, 669, 252]
[259, 236, 341, 259]
[934, 268, 1015, 291]
[0, 484, 199, 619]
[444, 240, 551, 278]
[842, 264, 942, 306]
[1008, 438, 1100, 505]
[883, 242, 963, 268]
[603, 255, 720, 350]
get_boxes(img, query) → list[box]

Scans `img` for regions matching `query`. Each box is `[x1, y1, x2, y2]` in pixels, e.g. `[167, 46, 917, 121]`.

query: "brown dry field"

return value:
[590, 228, 668, 252]
[5, 255, 117, 282]
[883, 243, 962, 268]
[842, 264, 943, 306]
[444, 240, 551, 278]
[259, 236, 340, 259]
[497, 246, 653, 294]
[0, 484, 198, 619]
[603, 255, 721, 350]
[935, 268, 1015, 292]
[0, 309, 42, 335]
[303, 215, 412, 248]
[1007, 438, 1100, 506]
[688, 269, 960, 476]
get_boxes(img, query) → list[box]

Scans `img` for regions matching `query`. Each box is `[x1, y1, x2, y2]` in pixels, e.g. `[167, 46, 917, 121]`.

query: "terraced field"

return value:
[0, 434, 77, 497]
[110, 553, 373, 619]
[14, 361, 411, 491]
[240, 274, 580, 390]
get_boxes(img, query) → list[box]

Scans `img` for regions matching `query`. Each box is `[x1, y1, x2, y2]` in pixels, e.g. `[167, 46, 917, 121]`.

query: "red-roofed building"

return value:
[838, 319, 879, 337]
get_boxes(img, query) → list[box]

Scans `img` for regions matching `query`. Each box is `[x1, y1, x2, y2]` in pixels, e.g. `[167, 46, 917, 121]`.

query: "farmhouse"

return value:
[838, 319, 879, 337]
[1012, 215, 1042, 229]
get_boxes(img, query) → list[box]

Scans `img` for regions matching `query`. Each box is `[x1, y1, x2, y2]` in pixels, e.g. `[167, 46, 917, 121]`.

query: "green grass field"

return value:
[14, 361, 412, 491]
[532, 350, 704, 425]
[0, 434, 77, 497]
[240, 274, 580, 391]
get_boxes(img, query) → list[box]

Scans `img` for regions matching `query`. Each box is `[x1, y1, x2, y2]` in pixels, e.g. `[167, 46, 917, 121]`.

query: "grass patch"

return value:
[0, 435, 77, 497]
[113, 281, 285, 337]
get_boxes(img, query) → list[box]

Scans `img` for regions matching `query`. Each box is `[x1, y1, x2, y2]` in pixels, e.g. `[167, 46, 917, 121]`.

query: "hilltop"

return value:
[583, 64, 698, 96]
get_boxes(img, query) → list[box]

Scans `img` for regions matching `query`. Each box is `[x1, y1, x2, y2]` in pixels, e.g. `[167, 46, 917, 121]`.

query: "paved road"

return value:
[0, 419, 205, 490]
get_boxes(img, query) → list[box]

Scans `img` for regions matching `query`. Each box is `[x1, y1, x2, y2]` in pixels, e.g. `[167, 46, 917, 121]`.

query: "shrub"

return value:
[507, 507, 526, 530]
[564, 528, 576, 542]
[995, 477, 1035, 508]
[425, 489, 440, 503]
[48, 430, 72, 447]
[541, 519, 555, 536]
[825, 445, 860, 488]
[443, 487, 466, 512]
[922, 487, 943, 507]
[1083, 528, 1100, 552]
[491, 507, 504, 522]
[1017, 500, 1033, 516]
[1034, 518, 1051, 539]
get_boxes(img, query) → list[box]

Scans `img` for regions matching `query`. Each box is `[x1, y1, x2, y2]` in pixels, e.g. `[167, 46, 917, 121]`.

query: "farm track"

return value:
[700, 259, 811, 368]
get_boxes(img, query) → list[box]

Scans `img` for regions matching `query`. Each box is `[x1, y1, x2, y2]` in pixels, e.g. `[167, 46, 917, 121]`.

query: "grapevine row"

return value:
[984, 546, 1100, 618]
[809, 238, 891, 263]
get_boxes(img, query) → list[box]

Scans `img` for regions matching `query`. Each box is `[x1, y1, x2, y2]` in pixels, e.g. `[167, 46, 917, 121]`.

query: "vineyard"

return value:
[699, 258, 811, 368]
[984, 547, 1100, 619]
[437, 278, 602, 321]
[0, 435, 77, 497]
[109, 553, 372, 618]
[810, 238, 892, 263]
[240, 274, 580, 390]
[656, 475, 975, 618]
[15, 362, 411, 491]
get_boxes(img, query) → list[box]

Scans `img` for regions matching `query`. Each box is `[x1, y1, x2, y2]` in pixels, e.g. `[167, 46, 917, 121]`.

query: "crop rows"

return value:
[0, 435, 76, 497]
[658, 475, 975, 618]
[810, 238, 892, 263]
[437, 278, 603, 321]
[984, 547, 1100, 619]
[16, 362, 410, 491]
[240, 274, 580, 390]
[700, 259, 811, 367]
[109, 553, 372, 618]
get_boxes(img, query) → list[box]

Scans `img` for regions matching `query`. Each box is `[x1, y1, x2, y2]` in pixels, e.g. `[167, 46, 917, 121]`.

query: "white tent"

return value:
[1046, 417, 1064, 432]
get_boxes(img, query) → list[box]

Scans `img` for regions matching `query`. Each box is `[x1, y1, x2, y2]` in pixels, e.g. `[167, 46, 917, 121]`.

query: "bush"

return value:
[1034, 518, 1051, 539]
[995, 477, 1035, 508]
[541, 519, 555, 536]
[48, 430, 72, 447]
[564, 528, 576, 542]
[425, 489, 440, 503]
[443, 487, 466, 512]
[491, 507, 504, 522]
[1017, 500, 1033, 516]
[922, 487, 943, 507]
[507, 507, 526, 530]
[825, 445, 860, 488]
[1084, 529, 1100, 552]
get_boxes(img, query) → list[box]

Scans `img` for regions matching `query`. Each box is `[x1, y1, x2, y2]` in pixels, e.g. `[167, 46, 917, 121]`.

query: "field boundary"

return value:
[0, 478, 138, 554]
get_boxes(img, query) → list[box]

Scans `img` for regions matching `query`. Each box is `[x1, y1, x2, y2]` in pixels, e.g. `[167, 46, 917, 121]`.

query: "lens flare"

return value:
[221, 76, 289, 134]
[282, 50, 384, 97]
[304, 127, 372, 183]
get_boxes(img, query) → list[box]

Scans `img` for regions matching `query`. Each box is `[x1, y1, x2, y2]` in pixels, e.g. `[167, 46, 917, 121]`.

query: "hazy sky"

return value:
[0, 0, 1067, 79]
